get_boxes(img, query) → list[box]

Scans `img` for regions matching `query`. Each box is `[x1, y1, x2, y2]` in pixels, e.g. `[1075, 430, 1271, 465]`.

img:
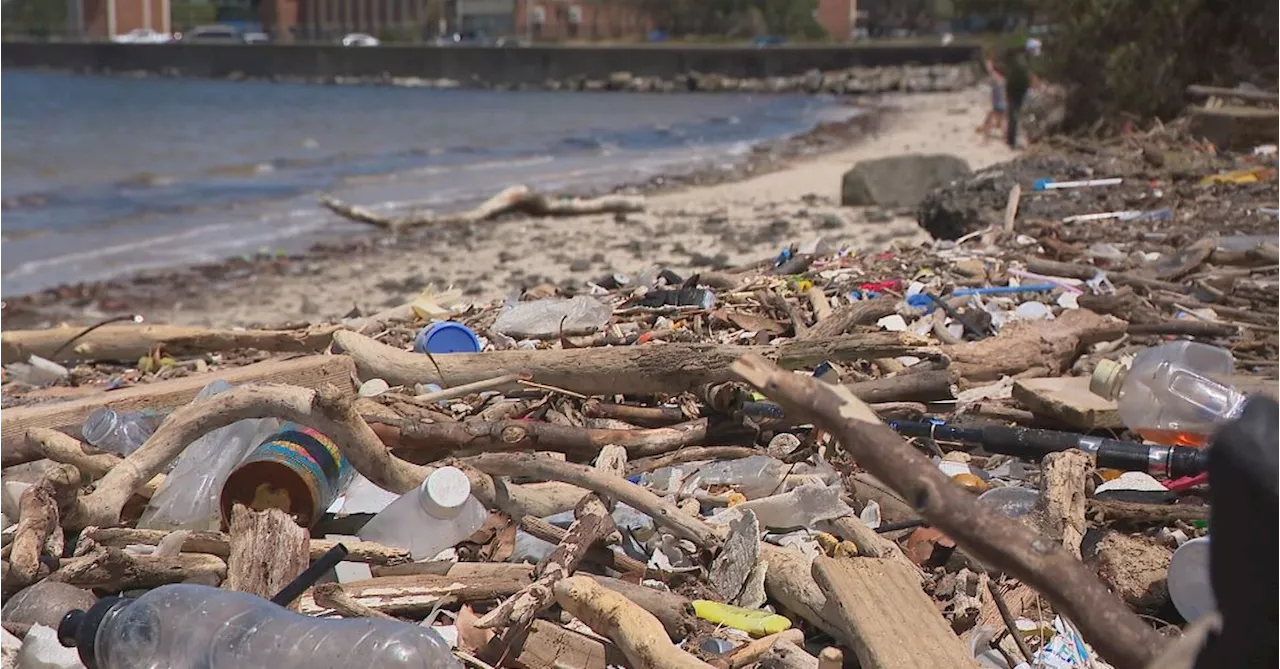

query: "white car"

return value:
[341, 33, 380, 47]
[112, 28, 172, 44]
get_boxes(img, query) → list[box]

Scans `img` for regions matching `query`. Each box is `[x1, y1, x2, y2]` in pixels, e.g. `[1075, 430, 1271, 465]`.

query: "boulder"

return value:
[3, 581, 96, 630]
[1187, 105, 1279, 151]
[841, 154, 971, 209]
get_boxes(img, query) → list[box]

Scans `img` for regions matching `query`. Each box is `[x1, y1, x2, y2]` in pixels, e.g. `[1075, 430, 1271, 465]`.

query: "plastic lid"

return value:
[58, 596, 130, 669]
[1168, 536, 1216, 622]
[1090, 359, 1126, 400]
[419, 466, 472, 519]
[414, 321, 482, 354]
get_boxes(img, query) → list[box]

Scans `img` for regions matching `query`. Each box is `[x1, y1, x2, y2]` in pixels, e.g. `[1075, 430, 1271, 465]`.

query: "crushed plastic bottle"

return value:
[81, 407, 164, 456]
[711, 484, 852, 530]
[1091, 342, 1247, 447]
[139, 381, 282, 531]
[56, 583, 461, 669]
[357, 467, 488, 561]
[647, 456, 788, 499]
[5, 354, 69, 386]
[491, 295, 611, 339]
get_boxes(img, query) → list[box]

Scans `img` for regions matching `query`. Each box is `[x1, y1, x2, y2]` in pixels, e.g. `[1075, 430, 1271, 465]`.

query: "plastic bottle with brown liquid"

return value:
[1091, 341, 1248, 447]
[219, 423, 354, 528]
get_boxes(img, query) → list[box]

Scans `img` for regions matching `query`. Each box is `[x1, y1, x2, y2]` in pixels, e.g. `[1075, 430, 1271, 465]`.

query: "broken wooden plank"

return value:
[2, 355, 357, 467]
[1012, 376, 1122, 430]
[481, 619, 627, 669]
[811, 556, 978, 669]
[225, 505, 310, 609]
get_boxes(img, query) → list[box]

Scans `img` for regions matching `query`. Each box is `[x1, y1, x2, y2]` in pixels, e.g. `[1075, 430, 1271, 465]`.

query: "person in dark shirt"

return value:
[1003, 39, 1037, 149]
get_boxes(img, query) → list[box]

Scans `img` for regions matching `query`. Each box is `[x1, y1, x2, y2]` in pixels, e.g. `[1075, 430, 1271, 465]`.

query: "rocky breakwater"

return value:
[372, 62, 977, 95]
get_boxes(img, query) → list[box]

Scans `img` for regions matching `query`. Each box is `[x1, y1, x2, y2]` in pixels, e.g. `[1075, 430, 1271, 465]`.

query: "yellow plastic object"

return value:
[1198, 167, 1276, 185]
[692, 600, 792, 637]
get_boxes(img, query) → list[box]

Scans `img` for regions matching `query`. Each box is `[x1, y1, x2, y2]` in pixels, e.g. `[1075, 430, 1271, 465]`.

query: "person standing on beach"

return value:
[1002, 39, 1038, 149]
[976, 46, 1006, 140]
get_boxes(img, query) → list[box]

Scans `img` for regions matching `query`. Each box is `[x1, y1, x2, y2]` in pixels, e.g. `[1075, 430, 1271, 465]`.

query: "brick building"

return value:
[815, 0, 857, 40]
[74, 0, 171, 39]
[513, 1, 652, 42]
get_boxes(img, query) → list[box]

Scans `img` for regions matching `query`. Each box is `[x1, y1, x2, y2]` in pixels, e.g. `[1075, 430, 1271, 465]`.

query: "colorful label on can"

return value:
[241, 423, 354, 513]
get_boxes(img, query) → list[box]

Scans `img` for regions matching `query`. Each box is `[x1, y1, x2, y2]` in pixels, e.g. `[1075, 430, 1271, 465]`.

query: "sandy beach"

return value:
[7, 87, 1014, 329]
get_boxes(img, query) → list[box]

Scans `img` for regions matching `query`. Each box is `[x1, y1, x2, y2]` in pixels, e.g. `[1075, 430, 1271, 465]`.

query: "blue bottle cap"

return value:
[414, 321, 482, 354]
[1033, 178, 1054, 191]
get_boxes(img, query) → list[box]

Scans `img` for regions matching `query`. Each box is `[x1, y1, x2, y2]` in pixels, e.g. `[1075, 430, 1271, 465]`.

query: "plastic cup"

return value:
[1168, 536, 1216, 622]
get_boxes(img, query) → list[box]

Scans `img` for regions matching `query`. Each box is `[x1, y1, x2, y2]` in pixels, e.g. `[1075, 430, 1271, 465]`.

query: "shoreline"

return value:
[1, 88, 1014, 330]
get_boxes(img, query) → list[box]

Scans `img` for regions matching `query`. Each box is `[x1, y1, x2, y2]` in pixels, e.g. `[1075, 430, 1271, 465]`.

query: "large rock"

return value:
[841, 154, 971, 209]
[3, 581, 96, 630]
[1187, 105, 1279, 151]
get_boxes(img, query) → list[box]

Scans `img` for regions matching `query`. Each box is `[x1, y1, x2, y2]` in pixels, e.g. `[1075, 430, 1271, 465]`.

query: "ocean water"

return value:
[1, 71, 853, 296]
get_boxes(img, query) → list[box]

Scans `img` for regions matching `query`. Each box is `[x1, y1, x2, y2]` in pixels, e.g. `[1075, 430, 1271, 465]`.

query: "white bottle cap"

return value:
[1089, 359, 1126, 400]
[419, 467, 472, 519]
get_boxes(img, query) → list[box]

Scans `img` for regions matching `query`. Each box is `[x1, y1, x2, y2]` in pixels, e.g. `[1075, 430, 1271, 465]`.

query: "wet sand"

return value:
[3, 88, 1014, 330]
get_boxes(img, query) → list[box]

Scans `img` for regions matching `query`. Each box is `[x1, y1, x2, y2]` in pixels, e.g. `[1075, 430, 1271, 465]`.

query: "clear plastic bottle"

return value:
[81, 408, 164, 456]
[139, 381, 283, 532]
[1090, 342, 1247, 447]
[57, 583, 461, 669]
[357, 467, 488, 561]
[649, 456, 787, 499]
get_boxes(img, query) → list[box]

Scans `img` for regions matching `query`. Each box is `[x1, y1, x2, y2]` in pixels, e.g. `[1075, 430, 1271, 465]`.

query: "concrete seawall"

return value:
[1, 41, 979, 85]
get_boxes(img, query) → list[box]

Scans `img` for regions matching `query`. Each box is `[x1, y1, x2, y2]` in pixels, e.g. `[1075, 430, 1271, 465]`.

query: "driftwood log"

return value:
[802, 295, 899, 339]
[82, 526, 412, 565]
[225, 504, 310, 608]
[296, 573, 530, 617]
[372, 417, 708, 461]
[2, 464, 80, 595]
[25, 428, 165, 498]
[582, 401, 686, 427]
[731, 353, 1164, 669]
[48, 547, 227, 591]
[553, 576, 716, 669]
[462, 453, 720, 550]
[846, 369, 957, 403]
[940, 309, 1120, 381]
[310, 582, 398, 621]
[582, 574, 697, 642]
[719, 629, 806, 669]
[0, 324, 337, 365]
[2, 355, 357, 467]
[758, 641, 819, 669]
[334, 330, 928, 396]
[321, 185, 645, 233]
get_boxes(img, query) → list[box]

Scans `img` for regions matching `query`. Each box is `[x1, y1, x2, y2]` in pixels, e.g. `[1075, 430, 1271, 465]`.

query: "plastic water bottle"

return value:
[649, 456, 787, 499]
[57, 583, 461, 669]
[357, 467, 488, 561]
[139, 381, 282, 531]
[1090, 341, 1248, 447]
[81, 407, 163, 456]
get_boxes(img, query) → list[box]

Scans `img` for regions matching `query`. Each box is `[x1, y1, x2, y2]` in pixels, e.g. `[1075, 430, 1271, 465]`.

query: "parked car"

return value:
[111, 28, 172, 44]
[175, 24, 243, 43]
[242, 31, 270, 44]
[436, 31, 490, 46]
[341, 32, 380, 47]
[752, 35, 786, 47]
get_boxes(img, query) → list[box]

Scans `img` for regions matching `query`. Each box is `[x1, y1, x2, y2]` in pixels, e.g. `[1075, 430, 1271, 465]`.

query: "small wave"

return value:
[3, 220, 243, 278]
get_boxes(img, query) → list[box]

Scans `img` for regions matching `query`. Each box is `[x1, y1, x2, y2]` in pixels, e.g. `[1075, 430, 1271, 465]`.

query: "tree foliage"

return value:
[1039, 0, 1278, 129]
